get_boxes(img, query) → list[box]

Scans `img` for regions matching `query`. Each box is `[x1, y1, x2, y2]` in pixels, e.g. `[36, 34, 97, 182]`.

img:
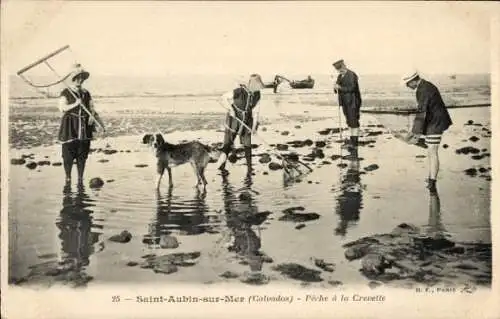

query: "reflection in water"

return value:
[56, 183, 101, 271]
[334, 150, 364, 237]
[146, 187, 211, 245]
[221, 174, 270, 277]
[427, 189, 446, 237]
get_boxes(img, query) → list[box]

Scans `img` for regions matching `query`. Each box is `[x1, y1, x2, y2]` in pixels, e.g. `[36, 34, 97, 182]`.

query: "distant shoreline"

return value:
[361, 103, 491, 114]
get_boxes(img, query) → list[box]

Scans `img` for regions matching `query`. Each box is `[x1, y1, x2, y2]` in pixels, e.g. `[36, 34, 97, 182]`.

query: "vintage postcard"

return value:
[1, 1, 498, 318]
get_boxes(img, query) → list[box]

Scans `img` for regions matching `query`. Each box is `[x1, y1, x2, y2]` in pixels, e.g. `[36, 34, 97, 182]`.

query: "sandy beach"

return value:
[8, 94, 491, 289]
[3, 3, 498, 319]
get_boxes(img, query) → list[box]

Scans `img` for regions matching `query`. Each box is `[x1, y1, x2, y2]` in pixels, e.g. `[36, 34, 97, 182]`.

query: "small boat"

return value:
[290, 76, 315, 89]
[266, 75, 315, 92]
[450, 75, 456, 80]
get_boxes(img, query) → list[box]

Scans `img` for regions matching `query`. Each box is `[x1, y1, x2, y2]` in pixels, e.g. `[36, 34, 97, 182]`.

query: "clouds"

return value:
[2, 2, 492, 76]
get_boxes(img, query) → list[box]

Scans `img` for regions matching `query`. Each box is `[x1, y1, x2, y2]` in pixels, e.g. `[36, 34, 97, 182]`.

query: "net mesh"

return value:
[18, 47, 77, 98]
[369, 112, 416, 140]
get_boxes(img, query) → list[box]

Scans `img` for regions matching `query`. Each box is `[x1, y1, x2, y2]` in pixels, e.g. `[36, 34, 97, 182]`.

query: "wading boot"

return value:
[342, 136, 358, 152]
[340, 138, 352, 150]
[350, 136, 358, 149]
[244, 146, 254, 176]
[63, 160, 73, 184]
[217, 152, 229, 175]
[426, 178, 437, 194]
[345, 145, 359, 161]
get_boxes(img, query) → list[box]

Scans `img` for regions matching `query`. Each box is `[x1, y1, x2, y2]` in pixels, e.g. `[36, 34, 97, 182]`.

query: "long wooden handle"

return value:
[17, 45, 70, 75]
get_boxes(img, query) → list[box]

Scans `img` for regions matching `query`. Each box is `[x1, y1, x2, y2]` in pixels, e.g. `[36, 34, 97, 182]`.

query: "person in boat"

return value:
[217, 74, 265, 175]
[333, 59, 362, 153]
[402, 71, 452, 193]
[58, 64, 105, 185]
[272, 75, 281, 94]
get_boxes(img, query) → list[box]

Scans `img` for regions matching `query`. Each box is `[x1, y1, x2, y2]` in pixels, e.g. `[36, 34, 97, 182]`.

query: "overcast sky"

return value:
[2, 1, 494, 77]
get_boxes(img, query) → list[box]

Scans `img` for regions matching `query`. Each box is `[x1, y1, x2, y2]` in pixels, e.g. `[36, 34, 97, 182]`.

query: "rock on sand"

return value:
[26, 162, 37, 170]
[268, 162, 283, 170]
[159, 235, 179, 249]
[272, 263, 323, 282]
[11, 158, 26, 165]
[89, 177, 105, 188]
[364, 164, 379, 172]
[109, 230, 132, 243]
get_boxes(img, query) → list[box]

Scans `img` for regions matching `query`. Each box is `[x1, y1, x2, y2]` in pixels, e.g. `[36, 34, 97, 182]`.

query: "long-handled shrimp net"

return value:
[366, 109, 428, 147]
[16, 45, 105, 132]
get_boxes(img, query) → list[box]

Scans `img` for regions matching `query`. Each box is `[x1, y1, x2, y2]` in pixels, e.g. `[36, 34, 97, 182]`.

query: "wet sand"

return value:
[8, 105, 491, 289]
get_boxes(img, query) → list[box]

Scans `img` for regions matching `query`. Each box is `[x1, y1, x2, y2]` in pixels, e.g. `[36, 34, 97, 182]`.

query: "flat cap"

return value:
[332, 59, 345, 68]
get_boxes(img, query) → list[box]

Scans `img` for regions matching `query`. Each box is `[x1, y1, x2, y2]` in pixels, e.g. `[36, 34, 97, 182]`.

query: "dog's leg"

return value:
[199, 166, 208, 186]
[191, 162, 202, 188]
[167, 167, 173, 188]
[156, 169, 164, 190]
[156, 160, 165, 189]
[196, 166, 207, 191]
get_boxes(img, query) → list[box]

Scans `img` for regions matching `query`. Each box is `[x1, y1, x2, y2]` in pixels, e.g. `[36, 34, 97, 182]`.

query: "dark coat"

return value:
[335, 69, 362, 109]
[58, 88, 95, 142]
[228, 86, 261, 135]
[412, 80, 453, 135]
[232, 86, 261, 113]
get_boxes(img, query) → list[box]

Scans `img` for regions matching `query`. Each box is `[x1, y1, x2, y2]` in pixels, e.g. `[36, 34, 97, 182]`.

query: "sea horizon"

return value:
[7, 73, 491, 101]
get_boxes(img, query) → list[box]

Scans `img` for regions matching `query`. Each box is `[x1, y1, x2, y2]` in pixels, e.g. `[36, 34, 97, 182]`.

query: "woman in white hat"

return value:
[402, 71, 452, 193]
[217, 74, 265, 175]
[58, 64, 105, 185]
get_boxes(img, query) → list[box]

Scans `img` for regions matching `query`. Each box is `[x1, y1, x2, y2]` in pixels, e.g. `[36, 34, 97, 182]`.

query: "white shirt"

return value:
[276, 81, 292, 94]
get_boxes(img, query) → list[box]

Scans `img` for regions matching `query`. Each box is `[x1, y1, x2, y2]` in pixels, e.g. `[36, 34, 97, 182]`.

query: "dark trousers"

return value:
[341, 105, 360, 129]
[62, 139, 91, 180]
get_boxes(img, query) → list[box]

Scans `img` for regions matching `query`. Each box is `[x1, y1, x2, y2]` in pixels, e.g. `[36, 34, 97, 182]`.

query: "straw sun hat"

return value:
[68, 63, 90, 82]
[246, 73, 265, 91]
[402, 71, 420, 84]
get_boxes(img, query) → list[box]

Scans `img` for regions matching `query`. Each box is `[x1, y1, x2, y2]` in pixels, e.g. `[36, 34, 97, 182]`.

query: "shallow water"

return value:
[8, 107, 491, 287]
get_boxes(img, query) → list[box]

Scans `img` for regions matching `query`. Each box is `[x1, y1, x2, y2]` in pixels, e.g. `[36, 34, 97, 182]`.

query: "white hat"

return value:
[248, 73, 264, 90]
[402, 71, 419, 84]
[68, 63, 90, 82]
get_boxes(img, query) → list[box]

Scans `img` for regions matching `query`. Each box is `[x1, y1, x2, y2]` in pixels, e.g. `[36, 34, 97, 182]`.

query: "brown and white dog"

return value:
[142, 133, 221, 189]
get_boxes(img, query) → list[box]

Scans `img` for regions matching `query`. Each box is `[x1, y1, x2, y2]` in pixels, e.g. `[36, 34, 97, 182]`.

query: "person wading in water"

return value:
[333, 59, 362, 155]
[217, 74, 265, 176]
[58, 64, 105, 185]
[402, 71, 452, 193]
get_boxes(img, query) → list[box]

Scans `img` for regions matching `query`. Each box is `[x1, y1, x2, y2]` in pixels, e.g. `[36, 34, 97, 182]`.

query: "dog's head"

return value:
[207, 142, 224, 163]
[142, 133, 165, 149]
[208, 148, 223, 163]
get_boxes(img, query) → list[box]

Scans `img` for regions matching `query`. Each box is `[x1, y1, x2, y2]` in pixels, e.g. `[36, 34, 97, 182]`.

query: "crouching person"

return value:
[217, 74, 265, 175]
[402, 71, 452, 193]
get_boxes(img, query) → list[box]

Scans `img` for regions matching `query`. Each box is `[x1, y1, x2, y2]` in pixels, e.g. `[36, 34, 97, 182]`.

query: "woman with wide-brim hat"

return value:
[58, 63, 105, 185]
[217, 74, 265, 175]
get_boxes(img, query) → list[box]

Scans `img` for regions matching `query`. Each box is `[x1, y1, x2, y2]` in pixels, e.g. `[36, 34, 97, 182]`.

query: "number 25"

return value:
[112, 296, 120, 302]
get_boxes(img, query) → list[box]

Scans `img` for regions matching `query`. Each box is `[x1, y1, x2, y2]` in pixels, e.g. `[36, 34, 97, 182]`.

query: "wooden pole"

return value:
[17, 45, 70, 75]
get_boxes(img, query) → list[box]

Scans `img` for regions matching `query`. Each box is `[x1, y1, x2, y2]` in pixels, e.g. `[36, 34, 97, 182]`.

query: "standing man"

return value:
[333, 59, 362, 153]
[402, 71, 452, 193]
[58, 64, 105, 185]
[217, 74, 265, 175]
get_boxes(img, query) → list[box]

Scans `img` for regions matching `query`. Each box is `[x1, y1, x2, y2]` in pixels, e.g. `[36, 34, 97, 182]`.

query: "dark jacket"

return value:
[412, 79, 453, 135]
[58, 88, 95, 142]
[335, 70, 362, 109]
[232, 87, 261, 112]
[231, 86, 261, 124]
